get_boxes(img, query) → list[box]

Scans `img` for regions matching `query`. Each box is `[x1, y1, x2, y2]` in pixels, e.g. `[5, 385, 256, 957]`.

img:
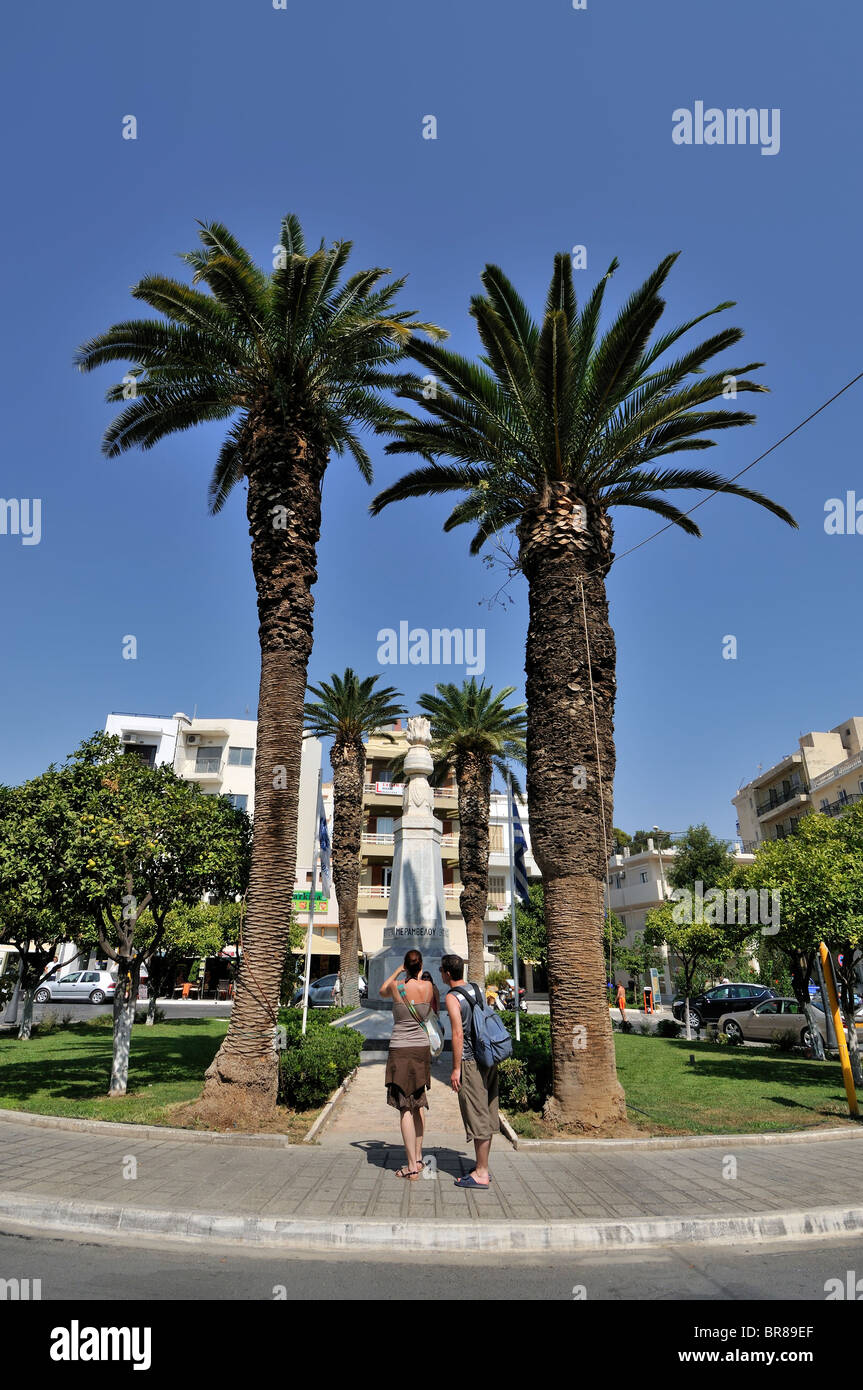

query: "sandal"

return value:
[395, 1165, 421, 1179]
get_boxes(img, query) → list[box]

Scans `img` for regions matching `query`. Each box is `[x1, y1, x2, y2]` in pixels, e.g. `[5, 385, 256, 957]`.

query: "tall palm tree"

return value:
[303, 669, 406, 1009]
[416, 680, 526, 983]
[76, 216, 443, 1121]
[371, 252, 796, 1131]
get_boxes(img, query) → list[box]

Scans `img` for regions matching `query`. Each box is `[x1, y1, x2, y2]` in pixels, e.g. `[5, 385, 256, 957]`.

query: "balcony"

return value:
[821, 792, 861, 818]
[755, 784, 807, 819]
[178, 756, 223, 784]
[364, 781, 404, 801]
[358, 884, 460, 908]
[361, 832, 395, 857]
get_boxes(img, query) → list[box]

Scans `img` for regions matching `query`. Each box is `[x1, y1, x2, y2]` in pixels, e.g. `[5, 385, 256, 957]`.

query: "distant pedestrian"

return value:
[332, 971, 342, 1006]
[442, 953, 498, 1190]
[616, 981, 627, 1019]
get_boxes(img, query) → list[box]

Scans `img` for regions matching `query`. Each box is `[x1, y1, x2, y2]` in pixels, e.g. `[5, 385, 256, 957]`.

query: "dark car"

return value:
[671, 982, 775, 1031]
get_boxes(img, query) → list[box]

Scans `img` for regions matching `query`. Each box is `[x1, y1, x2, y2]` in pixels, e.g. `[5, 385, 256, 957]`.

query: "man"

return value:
[615, 980, 627, 1021]
[441, 953, 498, 1190]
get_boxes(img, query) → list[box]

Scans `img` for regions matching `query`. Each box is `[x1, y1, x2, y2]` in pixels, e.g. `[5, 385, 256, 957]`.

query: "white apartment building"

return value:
[607, 839, 756, 999]
[733, 714, 863, 850]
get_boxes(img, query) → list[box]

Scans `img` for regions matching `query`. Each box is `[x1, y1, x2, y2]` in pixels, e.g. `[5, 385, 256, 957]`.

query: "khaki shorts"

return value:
[458, 1058, 499, 1141]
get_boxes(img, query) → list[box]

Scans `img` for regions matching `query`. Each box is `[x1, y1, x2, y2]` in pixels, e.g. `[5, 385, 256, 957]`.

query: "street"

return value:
[2, 1225, 863, 1300]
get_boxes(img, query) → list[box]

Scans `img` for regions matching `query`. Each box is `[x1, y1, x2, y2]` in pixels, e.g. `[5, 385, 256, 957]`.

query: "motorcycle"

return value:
[500, 980, 528, 1013]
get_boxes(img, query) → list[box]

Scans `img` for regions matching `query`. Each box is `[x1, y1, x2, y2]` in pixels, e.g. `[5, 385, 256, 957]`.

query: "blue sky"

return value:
[1, 0, 860, 841]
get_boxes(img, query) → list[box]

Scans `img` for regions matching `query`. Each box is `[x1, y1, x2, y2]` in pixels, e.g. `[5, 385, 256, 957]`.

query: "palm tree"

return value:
[303, 670, 406, 1009]
[370, 252, 796, 1131]
[76, 216, 443, 1121]
[416, 680, 526, 983]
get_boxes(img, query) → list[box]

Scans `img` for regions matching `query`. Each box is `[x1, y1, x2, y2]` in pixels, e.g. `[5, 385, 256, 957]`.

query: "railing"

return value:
[811, 751, 863, 792]
[755, 784, 806, 818]
[364, 782, 404, 796]
[361, 832, 395, 845]
[821, 792, 861, 817]
[441, 833, 459, 847]
[358, 884, 460, 899]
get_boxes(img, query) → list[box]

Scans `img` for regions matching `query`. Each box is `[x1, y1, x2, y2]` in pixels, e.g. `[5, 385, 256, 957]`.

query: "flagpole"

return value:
[506, 771, 521, 1043]
[301, 768, 323, 1037]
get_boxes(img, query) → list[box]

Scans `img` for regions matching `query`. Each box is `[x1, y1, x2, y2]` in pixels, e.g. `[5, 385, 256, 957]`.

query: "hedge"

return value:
[277, 1020, 363, 1110]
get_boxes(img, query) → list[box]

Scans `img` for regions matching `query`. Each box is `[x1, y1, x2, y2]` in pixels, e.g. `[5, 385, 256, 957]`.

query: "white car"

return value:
[34, 969, 117, 1005]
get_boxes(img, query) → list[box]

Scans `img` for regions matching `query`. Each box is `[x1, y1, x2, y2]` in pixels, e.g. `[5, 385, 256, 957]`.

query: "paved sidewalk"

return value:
[2, 1061, 863, 1250]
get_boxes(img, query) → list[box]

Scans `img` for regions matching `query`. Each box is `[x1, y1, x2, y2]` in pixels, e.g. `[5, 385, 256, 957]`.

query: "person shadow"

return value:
[350, 1140, 469, 1181]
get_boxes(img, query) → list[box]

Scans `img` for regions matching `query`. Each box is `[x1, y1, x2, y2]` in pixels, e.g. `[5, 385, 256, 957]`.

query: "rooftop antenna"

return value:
[192, 704, 198, 721]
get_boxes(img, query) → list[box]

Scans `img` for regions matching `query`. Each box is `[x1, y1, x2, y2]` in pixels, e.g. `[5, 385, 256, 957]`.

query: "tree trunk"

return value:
[17, 986, 36, 1040]
[331, 736, 365, 1010]
[519, 487, 625, 1132]
[839, 971, 863, 1084]
[455, 749, 492, 986]
[109, 957, 140, 1096]
[683, 995, 692, 1042]
[199, 402, 327, 1124]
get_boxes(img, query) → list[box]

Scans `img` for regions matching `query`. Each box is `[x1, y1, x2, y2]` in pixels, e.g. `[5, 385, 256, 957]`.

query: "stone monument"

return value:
[365, 715, 452, 1008]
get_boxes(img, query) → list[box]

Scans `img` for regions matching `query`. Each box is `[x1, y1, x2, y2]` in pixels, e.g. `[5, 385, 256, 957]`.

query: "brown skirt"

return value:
[385, 1045, 431, 1112]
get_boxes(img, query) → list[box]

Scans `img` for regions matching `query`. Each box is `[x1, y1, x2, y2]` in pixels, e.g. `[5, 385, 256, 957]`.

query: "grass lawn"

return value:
[507, 1032, 863, 1139]
[0, 1019, 318, 1140]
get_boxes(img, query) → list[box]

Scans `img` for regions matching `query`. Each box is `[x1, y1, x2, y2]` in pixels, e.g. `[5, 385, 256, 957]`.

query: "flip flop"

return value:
[454, 1174, 491, 1189]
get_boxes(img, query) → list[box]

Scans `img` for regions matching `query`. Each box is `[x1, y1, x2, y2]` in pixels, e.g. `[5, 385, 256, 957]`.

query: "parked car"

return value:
[671, 983, 775, 1031]
[34, 969, 117, 1006]
[290, 973, 368, 1007]
[719, 996, 863, 1047]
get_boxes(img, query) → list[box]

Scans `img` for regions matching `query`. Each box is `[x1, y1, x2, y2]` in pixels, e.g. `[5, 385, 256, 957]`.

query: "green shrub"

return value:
[485, 968, 510, 988]
[498, 1057, 537, 1111]
[656, 1018, 682, 1039]
[85, 1013, 115, 1028]
[278, 1024, 363, 1110]
[136, 1006, 166, 1024]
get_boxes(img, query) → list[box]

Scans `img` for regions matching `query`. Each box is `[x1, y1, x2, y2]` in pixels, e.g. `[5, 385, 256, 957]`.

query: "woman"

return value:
[380, 949, 434, 1179]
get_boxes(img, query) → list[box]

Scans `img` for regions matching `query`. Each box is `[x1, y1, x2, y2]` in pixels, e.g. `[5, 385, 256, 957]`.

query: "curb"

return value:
[2, 1104, 860, 1153]
[0, 1108, 297, 1149]
[3, 1191, 863, 1253]
[508, 1124, 863, 1153]
[302, 1068, 359, 1144]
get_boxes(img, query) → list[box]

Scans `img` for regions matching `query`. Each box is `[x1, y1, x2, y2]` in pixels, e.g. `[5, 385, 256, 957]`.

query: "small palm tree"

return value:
[76, 216, 443, 1121]
[371, 252, 796, 1131]
[304, 670, 406, 1009]
[417, 680, 526, 983]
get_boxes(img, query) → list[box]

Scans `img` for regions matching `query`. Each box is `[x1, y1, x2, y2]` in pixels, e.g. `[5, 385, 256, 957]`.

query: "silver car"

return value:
[34, 969, 117, 1006]
[719, 996, 861, 1047]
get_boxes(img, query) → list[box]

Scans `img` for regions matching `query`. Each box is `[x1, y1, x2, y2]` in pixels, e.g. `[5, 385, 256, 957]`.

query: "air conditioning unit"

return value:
[121, 734, 140, 745]
[186, 734, 199, 745]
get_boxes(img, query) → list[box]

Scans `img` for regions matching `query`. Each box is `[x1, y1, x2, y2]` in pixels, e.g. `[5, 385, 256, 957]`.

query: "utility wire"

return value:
[612, 369, 863, 564]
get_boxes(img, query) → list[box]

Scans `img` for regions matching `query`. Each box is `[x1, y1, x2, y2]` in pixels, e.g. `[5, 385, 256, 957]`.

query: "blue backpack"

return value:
[453, 983, 513, 1067]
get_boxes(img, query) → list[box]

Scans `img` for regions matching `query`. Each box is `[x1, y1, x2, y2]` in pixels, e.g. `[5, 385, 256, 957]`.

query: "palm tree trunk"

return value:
[200, 400, 326, 1123]
[332, 736, 365, 1010]
[519, 486, 626, 1131]
[456, 749, 491, 985]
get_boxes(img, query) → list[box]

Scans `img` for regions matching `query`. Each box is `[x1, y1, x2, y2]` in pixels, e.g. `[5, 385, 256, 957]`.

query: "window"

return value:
[781, 1001, 801, 1015]
[709, 987, 732, 1001]
[639, 871, 649, 884]
[195, 745, 222, 774]
[376, 817, 394, 836]
[755, 1000, 780, 1015]
[225, 793, 248, 812]
[124, 744, 157, 768]
[615, 873, 625, 889]
[381, 866, 392, 889]
[489, 825, 504, 852]
[227, 747, 254, 767]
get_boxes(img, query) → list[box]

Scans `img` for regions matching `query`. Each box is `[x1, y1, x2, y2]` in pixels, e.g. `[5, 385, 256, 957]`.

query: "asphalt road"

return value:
[3, 1225, 863, 1301]
[2, 1000, 235, 1026]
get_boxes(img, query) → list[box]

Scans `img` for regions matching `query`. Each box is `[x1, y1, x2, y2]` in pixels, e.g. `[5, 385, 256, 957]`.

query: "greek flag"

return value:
[318, 810, 331, 899]
[511, 801, 531, 906]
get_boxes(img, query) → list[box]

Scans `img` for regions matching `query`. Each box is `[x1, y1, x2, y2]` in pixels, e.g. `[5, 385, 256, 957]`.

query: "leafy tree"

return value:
[629, 828, 673, 854]
[616, 932, 663, 1003]
[612, 828, 632, 853]
[67, 734, 251, 1094]
[740, 809, 863, 1071]
[304, 669, 406, 1008]
[667, 823, 734, 893]
[0, 775, 95, 1038]
[499, 882, 546, 977]
[645, 903, 751, 1040]
[77, 215, 443, 1122]
[371, 251, 795, 1129]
